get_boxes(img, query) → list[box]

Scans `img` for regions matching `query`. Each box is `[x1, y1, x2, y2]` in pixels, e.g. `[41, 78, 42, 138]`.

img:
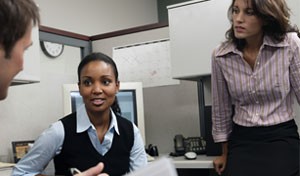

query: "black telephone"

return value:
[173, 134, 206, 155]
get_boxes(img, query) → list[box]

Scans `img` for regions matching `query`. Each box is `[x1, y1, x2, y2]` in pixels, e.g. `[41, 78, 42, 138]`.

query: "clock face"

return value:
[40, 41, 64, 58]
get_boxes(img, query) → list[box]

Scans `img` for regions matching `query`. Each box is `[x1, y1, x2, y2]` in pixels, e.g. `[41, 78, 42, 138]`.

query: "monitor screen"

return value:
[70, 90, 137, 125]
[63, 82, 146, 143]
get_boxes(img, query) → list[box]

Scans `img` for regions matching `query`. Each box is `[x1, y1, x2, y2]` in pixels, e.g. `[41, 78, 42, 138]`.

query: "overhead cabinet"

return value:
[168, 0, 231, 79]
[12, 26, 40, 85]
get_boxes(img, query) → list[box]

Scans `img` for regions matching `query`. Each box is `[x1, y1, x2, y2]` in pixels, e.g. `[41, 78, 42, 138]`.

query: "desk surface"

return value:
[159, 154, 216, 169]
[0, 167, 13, 176]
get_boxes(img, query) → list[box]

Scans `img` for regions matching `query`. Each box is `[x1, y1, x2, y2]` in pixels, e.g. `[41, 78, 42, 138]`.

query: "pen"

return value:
[70, 167, 82, 175]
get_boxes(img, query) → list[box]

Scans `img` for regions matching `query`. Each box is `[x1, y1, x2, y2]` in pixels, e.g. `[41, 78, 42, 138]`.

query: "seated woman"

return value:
[12, 52, 147, 176]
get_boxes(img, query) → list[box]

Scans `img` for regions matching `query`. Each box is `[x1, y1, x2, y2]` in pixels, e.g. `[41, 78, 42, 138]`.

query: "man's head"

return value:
[0, 0, 40, 100]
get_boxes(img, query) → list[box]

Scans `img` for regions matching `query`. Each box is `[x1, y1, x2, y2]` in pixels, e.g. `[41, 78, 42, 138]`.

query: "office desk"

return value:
[0, 162, 15, 176]
[160, 154, 217, 176]
[171, 155, 215, 169]
[0, 168, 13, 176]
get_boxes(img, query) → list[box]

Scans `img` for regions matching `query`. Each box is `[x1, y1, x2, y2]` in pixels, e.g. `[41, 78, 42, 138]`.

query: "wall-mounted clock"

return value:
[40, 41, 64, 58]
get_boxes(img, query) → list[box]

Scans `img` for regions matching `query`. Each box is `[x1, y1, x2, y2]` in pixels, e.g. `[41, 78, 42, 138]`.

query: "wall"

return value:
[287, 0, 300, 24]
[0, 46, 81, 162]
[92, 27, 201, 154]
[157, 0, 191, 23]
[35, 0, 158, 36]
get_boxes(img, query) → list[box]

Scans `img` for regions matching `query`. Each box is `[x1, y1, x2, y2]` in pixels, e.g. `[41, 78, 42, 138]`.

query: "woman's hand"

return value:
[213, 154, 227, 175]
[74, 163, 109, 176]
[213, 142, 228, 175]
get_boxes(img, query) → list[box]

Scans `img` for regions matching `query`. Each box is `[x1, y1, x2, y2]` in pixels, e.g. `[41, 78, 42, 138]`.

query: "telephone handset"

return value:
[174, 135, 185, 155]
[173, 134, 206, 155]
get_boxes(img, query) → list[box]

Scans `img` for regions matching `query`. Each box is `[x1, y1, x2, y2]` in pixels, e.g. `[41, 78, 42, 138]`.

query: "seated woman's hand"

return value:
[74, 163, 109, 176]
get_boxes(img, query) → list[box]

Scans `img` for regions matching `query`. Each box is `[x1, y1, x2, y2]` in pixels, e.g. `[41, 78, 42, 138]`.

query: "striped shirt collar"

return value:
[215, 34, 290, 57]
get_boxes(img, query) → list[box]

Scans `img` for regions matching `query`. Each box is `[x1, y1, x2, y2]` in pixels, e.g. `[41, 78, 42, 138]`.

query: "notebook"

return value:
[124, 157, 178, 176]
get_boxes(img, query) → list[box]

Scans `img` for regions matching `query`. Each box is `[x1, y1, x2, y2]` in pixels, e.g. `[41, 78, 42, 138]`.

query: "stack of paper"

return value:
[124, 157, 178, 176]
[146, 154, 155, 162]
[0, 162, 15, 175]
[0, 162, 15, 169]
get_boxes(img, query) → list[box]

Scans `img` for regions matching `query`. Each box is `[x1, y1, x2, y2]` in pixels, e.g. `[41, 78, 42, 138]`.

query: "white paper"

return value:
[124, 157, 178, 176]
[0, 162, 15, 169]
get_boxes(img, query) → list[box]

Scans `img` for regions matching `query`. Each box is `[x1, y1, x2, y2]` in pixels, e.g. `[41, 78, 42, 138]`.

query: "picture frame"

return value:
[11, 140, 34, 163]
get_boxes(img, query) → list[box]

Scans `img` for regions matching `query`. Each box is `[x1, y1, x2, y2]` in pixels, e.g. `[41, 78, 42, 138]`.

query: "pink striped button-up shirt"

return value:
[211, 32, 300, 142]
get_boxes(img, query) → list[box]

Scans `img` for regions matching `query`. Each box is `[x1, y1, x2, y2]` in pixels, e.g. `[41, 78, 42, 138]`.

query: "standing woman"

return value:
[211, 0, 300, 176]
[13, 52, 147, 176]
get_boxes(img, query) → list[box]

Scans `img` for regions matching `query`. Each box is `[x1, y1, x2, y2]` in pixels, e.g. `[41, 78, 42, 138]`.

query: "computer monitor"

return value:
[63, 82, 146, 143]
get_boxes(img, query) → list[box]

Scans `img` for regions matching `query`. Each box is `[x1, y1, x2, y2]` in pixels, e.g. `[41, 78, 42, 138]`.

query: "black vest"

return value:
[54, 112, 134, 176]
